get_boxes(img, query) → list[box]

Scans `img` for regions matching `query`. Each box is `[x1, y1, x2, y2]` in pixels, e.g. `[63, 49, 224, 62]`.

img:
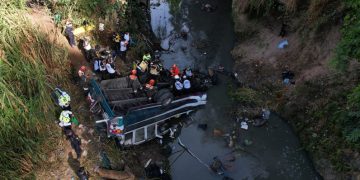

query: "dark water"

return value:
[150, 0, 320, 179]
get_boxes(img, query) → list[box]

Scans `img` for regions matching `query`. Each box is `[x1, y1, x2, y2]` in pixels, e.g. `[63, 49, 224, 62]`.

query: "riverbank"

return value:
[231, 0, 360, 179]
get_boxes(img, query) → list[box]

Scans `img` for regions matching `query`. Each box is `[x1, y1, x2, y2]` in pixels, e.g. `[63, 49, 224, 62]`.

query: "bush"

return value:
[0, 1, 68, 178]
[331, 0, 360, 70]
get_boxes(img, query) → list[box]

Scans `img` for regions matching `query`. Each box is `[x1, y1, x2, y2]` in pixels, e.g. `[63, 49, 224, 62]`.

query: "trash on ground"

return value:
[282, 70, 295, 85]
[210, 157, 225, 175]
[244, 139, 253, 146]
[240, 121, 248, 130]
[277, 39, 288, 49]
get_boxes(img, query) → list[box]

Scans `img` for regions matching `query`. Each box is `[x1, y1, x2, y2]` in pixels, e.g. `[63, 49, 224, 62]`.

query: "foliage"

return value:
[51, 0, 123, 25]
[229, 87, 262, 106]
[0, 1, 68, 178]
[331, 0, 360, 70]
[343, 85, 360, 144]
[247, 0, 276, 16]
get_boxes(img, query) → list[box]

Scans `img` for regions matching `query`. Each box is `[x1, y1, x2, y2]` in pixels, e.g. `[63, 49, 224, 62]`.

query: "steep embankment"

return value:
[231, 0, 359, 179]
[0, 2, 70, 179]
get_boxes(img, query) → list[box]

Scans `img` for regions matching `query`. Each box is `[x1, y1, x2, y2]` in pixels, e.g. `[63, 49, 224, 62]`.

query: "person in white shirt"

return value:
[99, 59, 107, 80]
[183, 75, 191, 91]
[106, 59, 116, 79]
[119, 39, 128, 61]
[83, 37, 92, 61]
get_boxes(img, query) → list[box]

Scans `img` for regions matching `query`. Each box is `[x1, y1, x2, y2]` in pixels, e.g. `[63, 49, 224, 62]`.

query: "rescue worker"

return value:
[78, 66, 89, 92]
[183, 76, 191, 92]
[184, 67, 193, 78]
[119, 39, 128, 61]
[128, 70, 141, 93]
[143, 52, 151, 62]
[105, 59, 116, 79]
[83, 36, 92, 62]
[170, 64, 180, 77]
[146, 79, 155, 90]
[59, 110, 73, 129]
[145, 79, 156, 100]
[99, 59, 107, 80]
[78, 66, 86, 78]
[129, 69, 137, 80]
[65, 21, 76, 47]
[174, 75, 183, 94]
[53, 88, 71, 110]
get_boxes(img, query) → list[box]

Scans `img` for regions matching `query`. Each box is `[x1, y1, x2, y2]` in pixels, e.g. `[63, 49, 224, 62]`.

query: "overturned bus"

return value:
[88, 77, 207, 146]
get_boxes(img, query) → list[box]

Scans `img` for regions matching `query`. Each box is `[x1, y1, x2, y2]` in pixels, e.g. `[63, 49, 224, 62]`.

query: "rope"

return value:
[177, 138, 210, 170]
[169, 149, 186, 166]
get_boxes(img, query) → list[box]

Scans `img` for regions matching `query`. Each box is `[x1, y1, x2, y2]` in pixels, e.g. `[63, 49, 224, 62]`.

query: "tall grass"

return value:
[0, 0, 69, 178]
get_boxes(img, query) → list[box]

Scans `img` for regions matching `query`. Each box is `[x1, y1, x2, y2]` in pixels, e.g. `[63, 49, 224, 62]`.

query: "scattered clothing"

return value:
[277, 39, 288, 49]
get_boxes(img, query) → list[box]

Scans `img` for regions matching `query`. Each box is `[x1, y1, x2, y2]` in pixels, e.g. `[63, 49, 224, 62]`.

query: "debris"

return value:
[282, 70, 295, 85]
[244, 139, 253, 146]
[144, 160, 171, 180]
[99, 23, 105, 31]
[210, 157, 225, 175]
[240, 121, 248, 130]
[94, 166, 135, 180]
[277, 39, 288, 49]
[253, 118, 268, 127]
[76, 167, 89, 180]
[262, 109, 271, 120]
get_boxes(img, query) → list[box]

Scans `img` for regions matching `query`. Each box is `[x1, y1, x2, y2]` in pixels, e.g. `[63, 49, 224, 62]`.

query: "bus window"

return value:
[134, 128, 145, 143]
[146, 124, 156, 140]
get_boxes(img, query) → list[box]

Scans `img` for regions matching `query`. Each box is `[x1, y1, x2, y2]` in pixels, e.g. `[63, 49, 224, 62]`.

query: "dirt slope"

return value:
[229, 1, 359, 179]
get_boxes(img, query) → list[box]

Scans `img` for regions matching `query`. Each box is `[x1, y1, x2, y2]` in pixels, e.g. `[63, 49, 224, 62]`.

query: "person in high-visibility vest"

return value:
[142, 52, 151, 62]
[59, 110, 73, 128]
[53, 88, 71, 110]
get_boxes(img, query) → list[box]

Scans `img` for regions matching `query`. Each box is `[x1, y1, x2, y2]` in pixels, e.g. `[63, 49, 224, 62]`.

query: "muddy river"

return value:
[150, 0, 321, 179]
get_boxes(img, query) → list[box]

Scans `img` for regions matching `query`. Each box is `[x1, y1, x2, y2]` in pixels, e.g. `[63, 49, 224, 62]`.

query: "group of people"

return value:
[52, 88, 82, 156]
[170, 64, 193, 93]
[52, 88, 79, 131]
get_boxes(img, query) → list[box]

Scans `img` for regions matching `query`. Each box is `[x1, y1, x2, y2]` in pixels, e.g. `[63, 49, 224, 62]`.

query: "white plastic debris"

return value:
[241, 121, 248, 130]
[99, 23, 105, 31]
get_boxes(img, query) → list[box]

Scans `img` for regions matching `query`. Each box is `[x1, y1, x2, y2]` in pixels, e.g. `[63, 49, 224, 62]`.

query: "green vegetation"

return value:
[332, 0, 360, 70]
[229, 87, 262, 106]
[0, 1, 68, 178]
